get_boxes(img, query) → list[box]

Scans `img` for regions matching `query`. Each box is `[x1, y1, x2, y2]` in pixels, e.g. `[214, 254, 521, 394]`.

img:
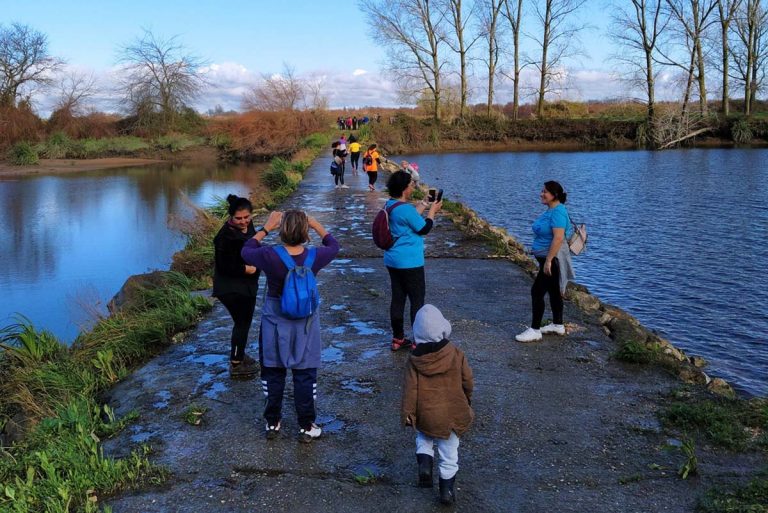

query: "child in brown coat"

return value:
[402, 304, 474, 505]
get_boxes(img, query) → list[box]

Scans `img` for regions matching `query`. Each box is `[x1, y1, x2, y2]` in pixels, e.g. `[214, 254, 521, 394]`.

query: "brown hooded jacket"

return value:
[401, 341, 474, 439]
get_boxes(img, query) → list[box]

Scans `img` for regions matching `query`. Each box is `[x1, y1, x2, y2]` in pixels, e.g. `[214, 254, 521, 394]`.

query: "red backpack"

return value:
[372, 201, 405, 250]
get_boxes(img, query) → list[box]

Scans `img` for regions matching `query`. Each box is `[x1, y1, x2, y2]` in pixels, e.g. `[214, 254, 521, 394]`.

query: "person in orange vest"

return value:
[362, 144, 381, 191]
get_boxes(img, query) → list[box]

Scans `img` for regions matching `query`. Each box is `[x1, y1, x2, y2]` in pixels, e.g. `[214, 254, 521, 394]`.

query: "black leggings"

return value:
[334, 163, 345, 185]
[217, 293, 257, 361]
[387, 266, 426, 339]
[350, 152, 360, 169]
[367, 171, 378, 186]
[531, 257, 563, 329]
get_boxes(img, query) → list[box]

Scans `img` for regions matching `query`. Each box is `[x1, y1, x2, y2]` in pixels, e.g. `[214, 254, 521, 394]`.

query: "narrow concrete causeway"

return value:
[105, 158, 764, 512]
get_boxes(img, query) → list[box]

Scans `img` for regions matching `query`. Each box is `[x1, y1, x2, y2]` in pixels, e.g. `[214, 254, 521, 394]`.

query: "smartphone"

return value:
[428, 188, 444, 202]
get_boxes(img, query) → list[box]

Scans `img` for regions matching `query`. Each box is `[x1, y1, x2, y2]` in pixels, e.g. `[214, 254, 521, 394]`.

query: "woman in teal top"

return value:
[383, 171, 442, 351]
[516, 181, 573, 343]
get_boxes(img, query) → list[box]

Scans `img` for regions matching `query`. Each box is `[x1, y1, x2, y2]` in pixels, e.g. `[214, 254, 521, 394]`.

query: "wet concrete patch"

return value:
[340, 378, 377, 394]
[347, 320, 386, 336]
[185, 353, 227, 367]
[203, 381, 229, 400]
[153, 390, 172, 409]
[315, 413, 346, 433]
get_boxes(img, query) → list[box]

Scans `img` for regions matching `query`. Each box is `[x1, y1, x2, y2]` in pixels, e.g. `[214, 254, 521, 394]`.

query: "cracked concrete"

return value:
[103, 157, 766, 513]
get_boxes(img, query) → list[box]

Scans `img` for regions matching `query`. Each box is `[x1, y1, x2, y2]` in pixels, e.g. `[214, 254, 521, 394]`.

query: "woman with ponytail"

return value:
[213, 194, 261, 378]
[515, 181, 575, 343]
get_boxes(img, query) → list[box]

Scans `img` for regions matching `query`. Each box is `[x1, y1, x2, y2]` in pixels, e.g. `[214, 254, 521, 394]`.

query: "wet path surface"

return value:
[104, 159, 765, 512]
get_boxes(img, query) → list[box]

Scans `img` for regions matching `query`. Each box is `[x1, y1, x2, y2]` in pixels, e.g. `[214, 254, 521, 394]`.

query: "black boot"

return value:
[416, 453, 433, 488]
[439, 476, 456, 505]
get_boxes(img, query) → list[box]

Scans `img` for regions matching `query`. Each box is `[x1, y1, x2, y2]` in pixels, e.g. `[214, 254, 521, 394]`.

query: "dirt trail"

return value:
[104, 158, 765, 512]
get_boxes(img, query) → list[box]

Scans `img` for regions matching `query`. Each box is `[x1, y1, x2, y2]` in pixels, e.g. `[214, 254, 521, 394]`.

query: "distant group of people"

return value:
[337, 115, 367, 130]
[211, 157, 576, 505]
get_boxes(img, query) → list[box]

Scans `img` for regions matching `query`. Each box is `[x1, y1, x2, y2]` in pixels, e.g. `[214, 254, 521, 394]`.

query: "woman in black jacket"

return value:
[213, 194, 261, 378]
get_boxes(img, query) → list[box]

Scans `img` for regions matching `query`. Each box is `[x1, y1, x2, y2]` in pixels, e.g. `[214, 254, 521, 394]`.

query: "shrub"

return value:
[730, 118, 753, 144]
[7, 141, 39, 165]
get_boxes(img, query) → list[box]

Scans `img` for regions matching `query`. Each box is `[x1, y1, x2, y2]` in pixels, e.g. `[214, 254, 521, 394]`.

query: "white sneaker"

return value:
[299, 423, 322, 443]
[341, 184, 350, 189]
[265, 421, 281, 440]
[540, 323, 566, 336]
[334, 185, 340, 189]
[515, 327, 542, 343]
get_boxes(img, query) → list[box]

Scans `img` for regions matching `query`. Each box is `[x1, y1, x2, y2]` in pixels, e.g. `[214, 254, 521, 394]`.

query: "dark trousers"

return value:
[261, 366, 317, 430]
[387, 266, 426, 339]
[350, 152, 360, 170]
[367, 171, 378, 186]
[334, 163, 345, 185]
[217, 293, 257, 361]
[531, 257, 563, 329]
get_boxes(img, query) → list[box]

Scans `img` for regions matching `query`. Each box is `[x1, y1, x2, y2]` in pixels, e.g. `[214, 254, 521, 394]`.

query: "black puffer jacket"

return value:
[212, 221, 260, 298]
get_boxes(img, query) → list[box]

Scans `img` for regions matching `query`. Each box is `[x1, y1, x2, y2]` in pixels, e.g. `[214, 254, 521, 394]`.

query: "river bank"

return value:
[0, 133, 331, 512]
[370, 115, 768, 154]
[101, 157, 767, 512]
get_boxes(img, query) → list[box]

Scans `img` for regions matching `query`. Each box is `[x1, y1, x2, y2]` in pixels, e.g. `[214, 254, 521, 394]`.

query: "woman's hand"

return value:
[543, 259, 553, 276]
[264, 211, 283, 232]
[308, 215, 329, 238]
[245, 265, 257, 275]
[428, 200, 443, 218]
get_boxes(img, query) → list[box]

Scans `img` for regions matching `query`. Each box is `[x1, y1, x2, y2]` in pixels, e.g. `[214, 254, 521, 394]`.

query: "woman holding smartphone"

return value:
[383, 171, 442, 351]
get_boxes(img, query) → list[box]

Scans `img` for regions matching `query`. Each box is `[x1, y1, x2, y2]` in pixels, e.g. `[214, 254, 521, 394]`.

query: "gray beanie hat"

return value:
[413, 304, 452, 344]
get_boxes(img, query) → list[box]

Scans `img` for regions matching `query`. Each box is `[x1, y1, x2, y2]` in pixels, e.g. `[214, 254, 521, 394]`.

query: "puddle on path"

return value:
[184, 353, 226, 367]
[347, 320, 386, 336]
[327, 326, 346, 335]
[322, 346, 344, 364]
[129, 425, 154, 444]
[204, 381, 229, 400]
[330, 304, 347, 311]
[341, 378, 376, 394]
[153, 390, 172, 409]
[315, 413, 346, 433]
[349, 460, 386, 481]
[350, 267, 375, 274]
[359, 349, 379, 361]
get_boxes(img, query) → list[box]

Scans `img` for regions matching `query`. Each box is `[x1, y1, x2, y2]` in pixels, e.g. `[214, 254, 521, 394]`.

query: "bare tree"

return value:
[54, 70, 96, 114]
[716, 0, 743, 114]
[479, 0, 506, 115]
[610, 0, 668, 123]
[529, 0, 588, 117]
[117, 29, 207, 129]
[243, 64, 306, 111]
[440, 0, 481, 118]
[732, 0, 767, 114]
[661, 0, 718, 113]
[0, 23, 63, 107]
[502, 0, 524, 119]
[304, 72, 330, 111]
[360, 0, 447, 121]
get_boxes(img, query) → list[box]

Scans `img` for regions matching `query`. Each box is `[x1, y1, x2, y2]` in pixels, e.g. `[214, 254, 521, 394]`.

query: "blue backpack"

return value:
[273, 246, 319, 319]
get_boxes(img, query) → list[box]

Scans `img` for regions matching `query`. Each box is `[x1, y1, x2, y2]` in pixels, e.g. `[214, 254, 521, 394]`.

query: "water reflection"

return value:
[0, 162, 265, 342]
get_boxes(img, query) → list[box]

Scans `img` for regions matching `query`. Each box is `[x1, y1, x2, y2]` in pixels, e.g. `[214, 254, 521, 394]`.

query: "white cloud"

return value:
[352, 69, 367, 76]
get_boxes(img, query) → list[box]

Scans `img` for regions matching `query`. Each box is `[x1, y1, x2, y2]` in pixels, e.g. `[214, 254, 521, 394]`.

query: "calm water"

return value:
[0, 162, 264, 342]
[403, 148, 768, 396]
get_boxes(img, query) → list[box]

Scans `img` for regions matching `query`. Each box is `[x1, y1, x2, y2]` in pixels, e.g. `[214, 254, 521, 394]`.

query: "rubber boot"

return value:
[439, 476, 456, 505]
[416, 453, 433, 488]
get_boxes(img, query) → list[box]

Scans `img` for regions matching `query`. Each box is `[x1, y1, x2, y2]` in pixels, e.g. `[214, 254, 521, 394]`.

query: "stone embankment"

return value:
[104, 157, 764, 513]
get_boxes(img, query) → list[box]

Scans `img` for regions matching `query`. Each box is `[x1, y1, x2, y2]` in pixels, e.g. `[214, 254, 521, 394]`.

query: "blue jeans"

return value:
[416, 430, 460, 479]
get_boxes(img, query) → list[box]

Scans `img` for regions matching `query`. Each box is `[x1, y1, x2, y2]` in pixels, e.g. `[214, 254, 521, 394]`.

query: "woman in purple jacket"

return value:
[241, 210, 339, 443]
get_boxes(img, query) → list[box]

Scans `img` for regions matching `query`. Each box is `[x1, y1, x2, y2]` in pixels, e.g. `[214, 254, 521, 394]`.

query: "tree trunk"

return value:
[537, 0, 552, 117]
[722, 20, 730, 115]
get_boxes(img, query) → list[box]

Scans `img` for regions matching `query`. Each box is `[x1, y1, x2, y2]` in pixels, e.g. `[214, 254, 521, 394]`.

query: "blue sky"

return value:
[4, 0, 629, 113]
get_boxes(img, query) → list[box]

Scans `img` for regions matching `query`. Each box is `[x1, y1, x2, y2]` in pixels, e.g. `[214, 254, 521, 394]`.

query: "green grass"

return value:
[614, 339, 663, 364]
[7, 141, 39, 165]
[660, 397, 768, 452]
[0, 273, 210, 512]
[182, 403, 208, 426]
[698, 475, 768, 512]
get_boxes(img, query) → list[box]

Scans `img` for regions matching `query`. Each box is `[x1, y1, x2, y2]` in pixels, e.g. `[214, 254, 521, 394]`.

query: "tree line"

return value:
[0, 24, 329, 135]
[358, 0, 767, 122]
